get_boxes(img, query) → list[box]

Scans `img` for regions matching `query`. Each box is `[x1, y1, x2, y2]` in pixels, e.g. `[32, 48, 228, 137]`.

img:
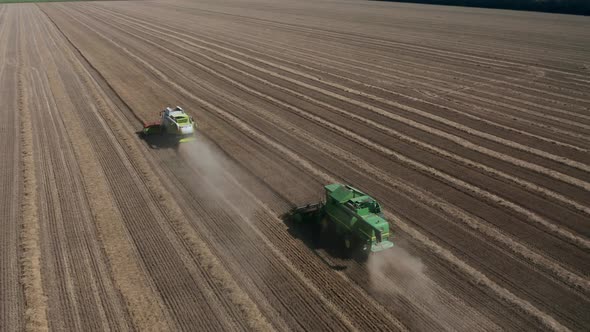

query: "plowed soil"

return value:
[1, 0, 589, 331]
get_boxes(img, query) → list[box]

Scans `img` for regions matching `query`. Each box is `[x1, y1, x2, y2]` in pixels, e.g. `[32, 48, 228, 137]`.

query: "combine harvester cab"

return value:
[142, 106, 197, 143]
[290, 183, 394, 256]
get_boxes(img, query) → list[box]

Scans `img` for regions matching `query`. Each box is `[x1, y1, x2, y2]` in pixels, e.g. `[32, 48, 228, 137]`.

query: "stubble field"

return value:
[1, 0, 589, 331]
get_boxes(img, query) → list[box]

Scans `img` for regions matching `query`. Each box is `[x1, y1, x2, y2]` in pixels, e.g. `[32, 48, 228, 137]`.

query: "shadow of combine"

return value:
[136, 130, 181, 150]
[280, 212, 367, 270]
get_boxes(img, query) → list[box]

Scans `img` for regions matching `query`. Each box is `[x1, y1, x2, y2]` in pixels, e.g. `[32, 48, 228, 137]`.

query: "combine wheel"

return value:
[320, 218, 328, 233]
[344, 234, 352, 250]
[353, 243, 370, 261]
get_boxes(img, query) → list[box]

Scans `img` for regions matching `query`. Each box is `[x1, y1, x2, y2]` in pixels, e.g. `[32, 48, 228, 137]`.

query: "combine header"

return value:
[290, 183, 394, 255]
[143, 106, 197, 143]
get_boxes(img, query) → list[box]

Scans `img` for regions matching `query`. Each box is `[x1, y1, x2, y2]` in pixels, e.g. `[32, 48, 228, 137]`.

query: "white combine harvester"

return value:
[142, 106, 197, 143]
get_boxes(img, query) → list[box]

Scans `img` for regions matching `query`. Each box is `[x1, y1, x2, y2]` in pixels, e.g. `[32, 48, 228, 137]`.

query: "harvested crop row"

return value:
[46, 4, 358, 330]
[17, 7, 136, 330]
[71, 2, 590, 328]
[138, 1, 587, 75]
[83, 6, 590, 272]
[15, 7, 50, 332]
[87, 4, 590, 206]
[51, 14, 553, 331]
[43, 19, 243, 332]
[190, 28, 590, 144]
[46, 9, 418, 330]
[17, 4, 275, 331]
[0, 7, 24, 332]
[49, 7, 412, 329]
[93, 10, 589, 291]
[4, 1, 587, 331]
[142, 2, 590, 105]
[84, 1, 590, 182]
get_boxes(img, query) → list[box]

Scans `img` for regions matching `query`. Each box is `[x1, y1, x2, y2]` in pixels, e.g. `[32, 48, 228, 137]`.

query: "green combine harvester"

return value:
[290, 183, 394, 255]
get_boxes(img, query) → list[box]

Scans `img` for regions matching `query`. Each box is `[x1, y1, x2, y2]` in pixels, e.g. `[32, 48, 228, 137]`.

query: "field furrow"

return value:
[0, 6, 24, 332]
[2, 0, 588, 331]
[75, 5, 590, 261]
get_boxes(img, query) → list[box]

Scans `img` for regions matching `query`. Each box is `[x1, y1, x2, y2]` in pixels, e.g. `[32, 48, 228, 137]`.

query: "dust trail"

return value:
[178, 139, 257, 222]
[367, 246, 497, 331]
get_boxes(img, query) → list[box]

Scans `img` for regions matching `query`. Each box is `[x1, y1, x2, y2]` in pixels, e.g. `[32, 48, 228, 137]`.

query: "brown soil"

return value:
[1, 0, 589, 331]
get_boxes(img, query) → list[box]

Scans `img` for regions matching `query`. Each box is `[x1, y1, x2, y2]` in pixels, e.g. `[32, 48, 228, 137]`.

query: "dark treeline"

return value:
[374, 0, 590, 15]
